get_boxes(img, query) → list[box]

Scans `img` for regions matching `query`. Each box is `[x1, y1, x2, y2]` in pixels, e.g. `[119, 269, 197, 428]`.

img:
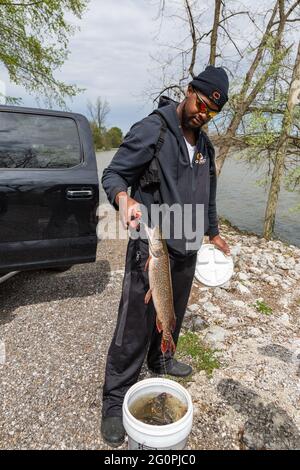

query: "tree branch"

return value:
[0, 1, 46, 6]
[247, 106, 285, 114]
[218, 24, 243, 58]
[239, 1, 279, 100]
[284, 0, 300, 20]
[184, 0, 197, 79]
[151, 84, 184, 103]
[209, 0, 221, 65]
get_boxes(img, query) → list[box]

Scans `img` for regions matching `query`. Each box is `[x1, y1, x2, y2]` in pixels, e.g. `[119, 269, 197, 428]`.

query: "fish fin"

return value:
[161, 335, 176, 354]
[156, 317, 163, 333]
[144, 255, 151, 271]
[161, 339, 168, 354]
[144, 289, 152, 304]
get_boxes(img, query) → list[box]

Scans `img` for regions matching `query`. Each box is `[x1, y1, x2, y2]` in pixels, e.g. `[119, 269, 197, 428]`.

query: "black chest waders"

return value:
[102, 113, 198, 418]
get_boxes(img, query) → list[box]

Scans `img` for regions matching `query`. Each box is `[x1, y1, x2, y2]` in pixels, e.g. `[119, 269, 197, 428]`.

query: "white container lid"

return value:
[195, 243, 234, 287]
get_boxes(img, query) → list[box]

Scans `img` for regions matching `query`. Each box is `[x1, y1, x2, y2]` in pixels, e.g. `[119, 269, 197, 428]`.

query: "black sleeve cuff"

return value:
[206, 226, 219, 238]
[110, 186, 128, 211]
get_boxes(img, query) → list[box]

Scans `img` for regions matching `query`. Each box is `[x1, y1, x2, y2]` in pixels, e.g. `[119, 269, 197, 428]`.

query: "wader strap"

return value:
[153, 114, 166, 204]
[140, 112, 167, 204]
[153, 112, 167, 158]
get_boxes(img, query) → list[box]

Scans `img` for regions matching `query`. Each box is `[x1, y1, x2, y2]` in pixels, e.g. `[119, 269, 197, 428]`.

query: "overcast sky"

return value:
[1, 0, 169, 133]
[0, 0, 296, 133]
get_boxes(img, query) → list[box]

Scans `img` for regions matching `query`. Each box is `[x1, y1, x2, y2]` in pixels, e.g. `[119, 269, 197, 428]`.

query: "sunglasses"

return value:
[193, 90, 219, 118]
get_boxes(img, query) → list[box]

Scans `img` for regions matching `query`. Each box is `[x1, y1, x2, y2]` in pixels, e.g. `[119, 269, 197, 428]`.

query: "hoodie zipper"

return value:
[188, 130, 203, 168]
[182, 136, 197, 169]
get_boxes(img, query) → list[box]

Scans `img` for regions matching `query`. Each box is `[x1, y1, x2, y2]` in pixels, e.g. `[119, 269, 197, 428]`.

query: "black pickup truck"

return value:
[0, 105, 99, 276]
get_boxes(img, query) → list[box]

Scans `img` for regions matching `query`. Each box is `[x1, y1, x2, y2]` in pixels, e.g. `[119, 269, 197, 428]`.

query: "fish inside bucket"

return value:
[129, 392, 188, 426]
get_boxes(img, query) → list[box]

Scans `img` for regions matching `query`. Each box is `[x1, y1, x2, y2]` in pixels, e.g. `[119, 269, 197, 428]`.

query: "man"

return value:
[101, 65, 230, 446]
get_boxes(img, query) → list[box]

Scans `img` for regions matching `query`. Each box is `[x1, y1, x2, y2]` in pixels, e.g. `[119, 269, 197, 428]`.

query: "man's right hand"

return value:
[115, 192, 142, 230]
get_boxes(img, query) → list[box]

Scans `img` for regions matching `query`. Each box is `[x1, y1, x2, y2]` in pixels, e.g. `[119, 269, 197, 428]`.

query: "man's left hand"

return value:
[209, 234, 231, 256]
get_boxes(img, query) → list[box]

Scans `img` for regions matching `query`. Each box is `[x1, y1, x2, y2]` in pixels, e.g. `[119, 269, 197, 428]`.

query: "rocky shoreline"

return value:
[100, 213, 300, 450]
[101, 211, 300, 449]
[181, 221, 300, 450]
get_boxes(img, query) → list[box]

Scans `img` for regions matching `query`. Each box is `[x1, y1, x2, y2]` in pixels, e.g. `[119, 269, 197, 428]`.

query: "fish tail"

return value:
[161, 334, 176, 354]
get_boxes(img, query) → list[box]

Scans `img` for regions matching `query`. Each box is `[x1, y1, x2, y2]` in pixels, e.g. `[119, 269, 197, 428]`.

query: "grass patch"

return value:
[252, 299, 273, 315]
[176, 332, 220, 377]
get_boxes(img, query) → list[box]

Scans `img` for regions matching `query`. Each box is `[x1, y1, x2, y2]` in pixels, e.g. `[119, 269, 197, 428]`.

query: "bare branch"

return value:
[209, 0, 222, 65]
[284, 0, 300, 20]
[184, 0, 197, 79]
[151, 84, 185, 103]
[218, 24, 243, 58]
[239, 1, 279, 100]
[87, 97, 110, 130]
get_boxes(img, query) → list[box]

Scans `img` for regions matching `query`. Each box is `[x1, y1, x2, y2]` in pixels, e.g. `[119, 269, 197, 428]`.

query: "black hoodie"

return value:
[101, 97, 219, 257]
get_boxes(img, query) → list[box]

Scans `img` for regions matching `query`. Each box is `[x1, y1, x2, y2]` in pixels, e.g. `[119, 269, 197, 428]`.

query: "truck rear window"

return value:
[0, 112, 81, 169]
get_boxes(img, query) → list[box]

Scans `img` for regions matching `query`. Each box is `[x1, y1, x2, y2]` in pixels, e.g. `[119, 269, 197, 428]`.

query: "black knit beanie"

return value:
[190, 65, 229, 110]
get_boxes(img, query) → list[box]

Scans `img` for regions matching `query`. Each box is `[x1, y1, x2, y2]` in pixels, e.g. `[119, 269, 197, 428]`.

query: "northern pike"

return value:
[144, 225, 176, 354]
[130, 392, 187, 425]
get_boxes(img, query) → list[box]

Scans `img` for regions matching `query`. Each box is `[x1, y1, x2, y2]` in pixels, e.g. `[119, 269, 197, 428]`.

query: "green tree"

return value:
[105, 127, 123, 149]
[0, 0, 89, 107]
[263, 41, 300, 239]
[90, 121, 104, 150]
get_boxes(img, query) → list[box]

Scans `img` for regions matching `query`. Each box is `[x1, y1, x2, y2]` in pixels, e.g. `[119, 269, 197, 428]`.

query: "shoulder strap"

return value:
[139, 112, 167, 204]
[151, 111, 167, 158]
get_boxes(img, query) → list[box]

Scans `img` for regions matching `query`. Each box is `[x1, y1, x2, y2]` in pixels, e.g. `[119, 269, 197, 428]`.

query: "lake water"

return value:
[97, 150, 300, 247]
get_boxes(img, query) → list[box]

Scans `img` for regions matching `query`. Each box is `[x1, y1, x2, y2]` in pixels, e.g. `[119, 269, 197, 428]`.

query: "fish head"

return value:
[149, 393, 173, 424]
[149, 393, 167, 414]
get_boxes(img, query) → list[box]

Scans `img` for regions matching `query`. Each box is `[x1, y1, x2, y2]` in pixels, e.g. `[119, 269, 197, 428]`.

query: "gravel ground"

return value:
[0, 243, 127, 450]
[1, 214, 300, 450]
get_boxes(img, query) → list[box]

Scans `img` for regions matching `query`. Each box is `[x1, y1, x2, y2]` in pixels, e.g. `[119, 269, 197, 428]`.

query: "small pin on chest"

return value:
[194, 152, 207, 164]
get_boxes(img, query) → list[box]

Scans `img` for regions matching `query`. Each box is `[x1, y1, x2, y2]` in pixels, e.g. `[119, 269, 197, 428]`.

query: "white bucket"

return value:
[122, 378, 193, 450]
